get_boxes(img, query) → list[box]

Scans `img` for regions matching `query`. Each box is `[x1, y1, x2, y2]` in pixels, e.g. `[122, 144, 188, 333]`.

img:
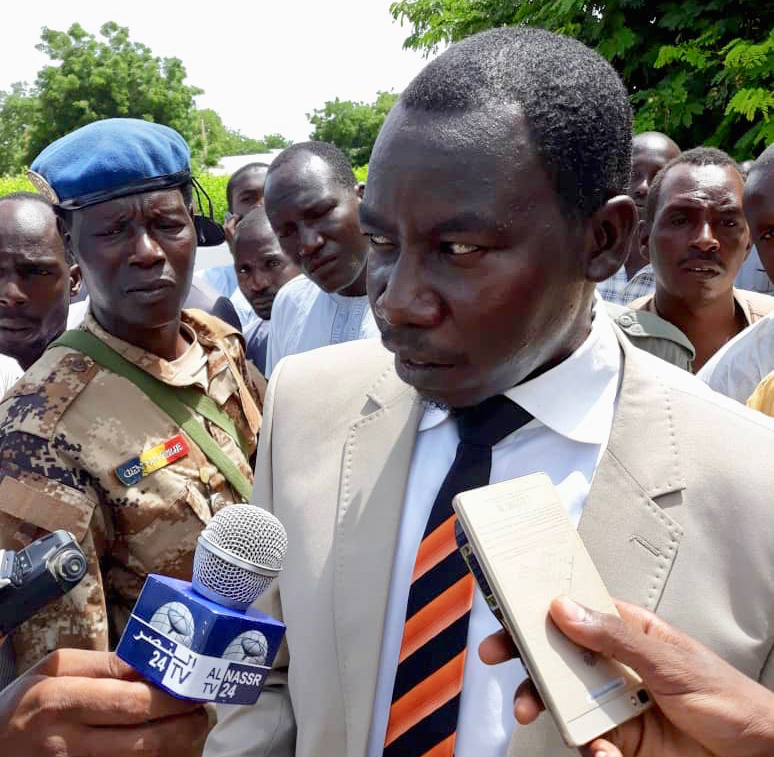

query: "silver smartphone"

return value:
[452, 472, 651, 748]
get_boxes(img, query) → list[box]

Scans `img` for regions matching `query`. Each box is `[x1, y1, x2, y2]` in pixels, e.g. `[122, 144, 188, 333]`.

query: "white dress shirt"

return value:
[265, 275, 379, 376]
[698, 309, 774, 403]
[367, 305, 622, 757]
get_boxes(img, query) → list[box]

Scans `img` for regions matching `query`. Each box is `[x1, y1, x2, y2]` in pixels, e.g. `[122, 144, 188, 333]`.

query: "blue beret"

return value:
[28, 118, 192, 210]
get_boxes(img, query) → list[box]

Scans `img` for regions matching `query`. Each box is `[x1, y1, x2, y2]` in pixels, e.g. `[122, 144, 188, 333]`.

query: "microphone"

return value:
[116, 504, 287, 706]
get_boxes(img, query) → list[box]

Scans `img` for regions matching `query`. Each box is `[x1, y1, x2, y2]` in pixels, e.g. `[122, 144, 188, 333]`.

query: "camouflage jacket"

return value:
[0, 309, 265, 673]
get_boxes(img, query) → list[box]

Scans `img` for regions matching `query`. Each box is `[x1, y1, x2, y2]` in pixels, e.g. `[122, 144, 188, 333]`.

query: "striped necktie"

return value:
[383, 394, 533, 757]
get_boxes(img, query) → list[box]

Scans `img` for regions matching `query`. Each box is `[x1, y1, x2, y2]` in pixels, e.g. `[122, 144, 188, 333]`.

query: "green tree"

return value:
[308, 91, 399, 167]
[262, 133, 291, 150]
[389, 0, 773, 158]
[0, 84, 38, 175]
[26, 21, 202, 162]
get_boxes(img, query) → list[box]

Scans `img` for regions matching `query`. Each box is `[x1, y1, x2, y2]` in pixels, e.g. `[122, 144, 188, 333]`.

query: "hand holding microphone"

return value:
[116, 504, 288, 706]
[0, 649, 213, 757]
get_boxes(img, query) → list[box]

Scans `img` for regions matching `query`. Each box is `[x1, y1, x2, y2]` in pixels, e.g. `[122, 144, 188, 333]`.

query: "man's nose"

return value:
[0, 276, 27, 307]
[298, 224, 324, 257]
[250, 270, 271, 293]
[691, 221, 720, 253]
[373, 252, 442, 329]
[129, 230, 166, 266]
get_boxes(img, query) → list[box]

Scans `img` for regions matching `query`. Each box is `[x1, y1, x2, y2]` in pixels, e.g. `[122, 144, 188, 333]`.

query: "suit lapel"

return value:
[580, 330, 685, 610]
[334, 365, 422, 756]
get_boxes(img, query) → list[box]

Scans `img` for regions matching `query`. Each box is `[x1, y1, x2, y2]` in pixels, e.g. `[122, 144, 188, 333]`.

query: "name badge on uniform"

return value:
[115, 434, 190, 486]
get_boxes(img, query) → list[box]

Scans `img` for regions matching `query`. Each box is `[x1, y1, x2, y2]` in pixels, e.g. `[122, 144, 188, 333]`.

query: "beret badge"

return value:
[27, 170, 61, 205]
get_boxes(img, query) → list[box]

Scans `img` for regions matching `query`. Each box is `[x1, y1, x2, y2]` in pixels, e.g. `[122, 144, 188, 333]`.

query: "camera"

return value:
[0, 530, 87, 637]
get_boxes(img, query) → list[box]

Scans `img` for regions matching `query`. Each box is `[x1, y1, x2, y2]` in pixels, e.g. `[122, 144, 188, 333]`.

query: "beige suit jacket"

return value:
[205, 331, 774, 757]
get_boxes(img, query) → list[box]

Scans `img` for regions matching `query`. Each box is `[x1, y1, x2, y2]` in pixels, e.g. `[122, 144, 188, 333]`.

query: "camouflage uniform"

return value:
[0, 309, 264, 673]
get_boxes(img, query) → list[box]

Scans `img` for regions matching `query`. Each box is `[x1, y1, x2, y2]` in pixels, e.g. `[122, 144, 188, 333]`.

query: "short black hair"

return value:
[400, 27, 633, 221]
[266, 142, 356, 193]
[233, 206, 275, 247]
[645, 147, 743, 223]
[226, 162, 270, 212]
[0, 191, 71, 262]
[0, 191, 53, 208]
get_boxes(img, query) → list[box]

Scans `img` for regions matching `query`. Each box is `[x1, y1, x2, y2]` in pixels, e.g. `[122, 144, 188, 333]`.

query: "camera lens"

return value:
[55, 549, 88, 581]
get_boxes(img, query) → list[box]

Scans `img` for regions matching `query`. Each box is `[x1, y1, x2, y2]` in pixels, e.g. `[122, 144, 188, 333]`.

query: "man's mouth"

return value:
[306, 255, 337, 276]
[680, 261, 723, 278]
[0, 320, 37, 334]
[127, 279, 175, 293]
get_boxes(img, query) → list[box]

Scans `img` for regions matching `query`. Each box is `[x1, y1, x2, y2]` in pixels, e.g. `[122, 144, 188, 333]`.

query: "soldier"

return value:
[0, 118, 264, 675]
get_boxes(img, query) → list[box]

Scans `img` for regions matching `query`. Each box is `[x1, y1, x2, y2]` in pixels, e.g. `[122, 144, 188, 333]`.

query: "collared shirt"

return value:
[735, 246, 774, 295]
[698, 310, 774, 403]
[633, 287, 774, 330]
[596, 263, 656, 306]
[0, 354, 22, 397]
[747, 370, 774, 417]
[367, 304, 622, 757]
[0, 309, 263, 674]
[266, 275, 379, 376]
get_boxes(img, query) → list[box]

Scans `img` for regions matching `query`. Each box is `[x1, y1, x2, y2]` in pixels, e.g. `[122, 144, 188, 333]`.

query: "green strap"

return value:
[51, 330, 253, 501]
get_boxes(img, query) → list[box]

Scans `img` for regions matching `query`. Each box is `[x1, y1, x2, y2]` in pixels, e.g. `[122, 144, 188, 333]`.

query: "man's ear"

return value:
[638, 219, 652, 263]
[56, 214, 76, 265]
[584, 195, 637, 283]
[355, 182, 365, 200]
[69, 264, 82, 300]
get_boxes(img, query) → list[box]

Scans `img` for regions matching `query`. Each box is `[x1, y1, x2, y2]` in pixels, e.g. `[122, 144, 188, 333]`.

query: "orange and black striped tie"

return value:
[383, 395, 532, 757]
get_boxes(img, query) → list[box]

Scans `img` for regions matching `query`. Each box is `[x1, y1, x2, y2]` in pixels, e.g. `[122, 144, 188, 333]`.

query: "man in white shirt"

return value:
[699, 144, 774, 400]
[262, 141, 379, 375]
[205, 27, 774, 757]
[0, 193, 80, 375]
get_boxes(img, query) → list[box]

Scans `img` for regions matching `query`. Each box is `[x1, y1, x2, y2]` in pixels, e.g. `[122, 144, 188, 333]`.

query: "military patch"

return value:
[115, 434, 190, 486]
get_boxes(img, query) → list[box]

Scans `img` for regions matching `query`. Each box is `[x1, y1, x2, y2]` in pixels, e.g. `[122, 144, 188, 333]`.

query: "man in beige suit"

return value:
[205, 27, 774, 757]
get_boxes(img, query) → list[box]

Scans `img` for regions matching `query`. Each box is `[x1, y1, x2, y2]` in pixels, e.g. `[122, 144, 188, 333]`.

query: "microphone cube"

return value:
[116, 574, 286, 705]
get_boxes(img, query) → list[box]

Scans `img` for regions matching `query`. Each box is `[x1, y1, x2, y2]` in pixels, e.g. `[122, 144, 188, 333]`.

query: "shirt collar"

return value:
[83, 310, 207, 387]
[418, 300, 621, 445]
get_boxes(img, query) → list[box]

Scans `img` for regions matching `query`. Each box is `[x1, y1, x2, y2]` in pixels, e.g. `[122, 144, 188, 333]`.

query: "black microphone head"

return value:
[192, 504, 288, 611]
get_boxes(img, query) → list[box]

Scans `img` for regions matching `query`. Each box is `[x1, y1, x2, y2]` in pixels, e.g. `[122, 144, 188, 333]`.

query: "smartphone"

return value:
[452, 472, 651, 748]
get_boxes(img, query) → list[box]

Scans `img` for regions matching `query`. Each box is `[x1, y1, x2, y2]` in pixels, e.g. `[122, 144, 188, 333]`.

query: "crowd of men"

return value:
[1, 24, 774, 757]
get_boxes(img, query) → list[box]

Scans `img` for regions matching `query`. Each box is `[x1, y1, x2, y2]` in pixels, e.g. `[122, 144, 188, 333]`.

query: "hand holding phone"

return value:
[453, 472, 651, 747]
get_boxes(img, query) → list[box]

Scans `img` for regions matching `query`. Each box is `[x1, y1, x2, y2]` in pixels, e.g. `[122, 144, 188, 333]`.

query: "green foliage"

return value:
[354, 164, 369, 183]
[0, 84, 38, 175]
[389, 0, 774, 158]
[0, 175, 35, 197]
[26, 22, 202, 161]
[194, 173, 230, 222]
[0, 22, 291, 176]
[308, 91, 398, 167]
[190, 111, 293, 170]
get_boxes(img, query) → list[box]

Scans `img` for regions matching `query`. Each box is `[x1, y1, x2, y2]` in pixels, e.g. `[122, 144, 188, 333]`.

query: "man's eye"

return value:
[97, 227, 123, 237]
[267, 260, 282, 269]
[368, 234, 392, 246]
[444, 242, 481, 255]
[761, 230, 773, 241]
[720, 219, 737, 228]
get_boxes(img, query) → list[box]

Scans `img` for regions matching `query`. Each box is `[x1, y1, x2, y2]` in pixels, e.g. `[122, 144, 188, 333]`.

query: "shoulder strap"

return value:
[50, 330, 253, 501]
